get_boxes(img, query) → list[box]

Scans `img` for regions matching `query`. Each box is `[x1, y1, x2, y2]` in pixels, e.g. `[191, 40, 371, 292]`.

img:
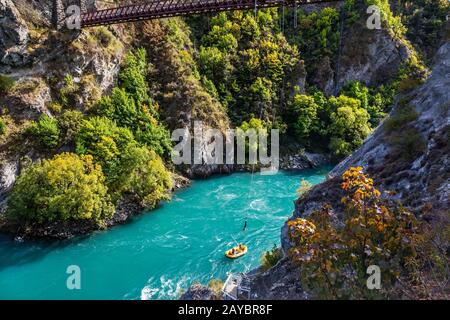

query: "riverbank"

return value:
[0, 149, 331, 240]
[0, 172, 191, 240]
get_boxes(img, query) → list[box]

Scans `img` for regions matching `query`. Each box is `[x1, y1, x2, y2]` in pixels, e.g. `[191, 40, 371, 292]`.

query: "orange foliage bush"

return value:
[288, 167, 422, 299]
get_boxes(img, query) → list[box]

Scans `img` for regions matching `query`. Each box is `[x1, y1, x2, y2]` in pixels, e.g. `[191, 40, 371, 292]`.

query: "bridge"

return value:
[54, 0, 340, 29]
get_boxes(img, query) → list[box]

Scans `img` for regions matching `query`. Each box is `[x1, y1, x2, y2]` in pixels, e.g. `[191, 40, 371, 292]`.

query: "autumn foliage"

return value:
[288, 167, 422, 299]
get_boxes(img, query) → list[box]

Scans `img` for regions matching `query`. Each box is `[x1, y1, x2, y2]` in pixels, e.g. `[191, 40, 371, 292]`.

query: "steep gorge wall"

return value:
[248, 37, 450, 300]
[305, 1, 413, 96]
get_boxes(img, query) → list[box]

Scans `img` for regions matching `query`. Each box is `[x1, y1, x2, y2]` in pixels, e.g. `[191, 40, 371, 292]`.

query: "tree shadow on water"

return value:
[0, 234, 89, 272]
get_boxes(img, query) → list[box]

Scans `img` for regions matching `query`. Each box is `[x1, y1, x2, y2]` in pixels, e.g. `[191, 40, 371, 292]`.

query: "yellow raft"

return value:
[225, 245, 248, 259]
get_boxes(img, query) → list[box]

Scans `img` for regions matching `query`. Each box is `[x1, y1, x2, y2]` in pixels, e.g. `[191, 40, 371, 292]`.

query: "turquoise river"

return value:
[0, 168, 330, 299]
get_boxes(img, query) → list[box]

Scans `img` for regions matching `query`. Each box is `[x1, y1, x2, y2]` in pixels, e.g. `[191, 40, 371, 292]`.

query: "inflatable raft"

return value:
[225, 245, 248, 259]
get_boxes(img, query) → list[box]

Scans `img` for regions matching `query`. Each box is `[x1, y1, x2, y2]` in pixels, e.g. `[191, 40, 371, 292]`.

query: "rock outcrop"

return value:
[310, 2, 412, 96]
[0, 0, 30, 68]
[280, 151, 331, 170]
[0, 2, 127, 214]
[334, 16, 410, 94]
[180, 283, 221, 300]
[284, 39, 450, 251]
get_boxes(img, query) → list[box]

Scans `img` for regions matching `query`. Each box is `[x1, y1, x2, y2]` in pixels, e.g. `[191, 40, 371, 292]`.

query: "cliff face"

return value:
[251, 38, 449, 300]
[334, 18, 410, 94]
[306, 2, 412, 96]
[295, 40, 449, 221]
[0, 1, 127, 215]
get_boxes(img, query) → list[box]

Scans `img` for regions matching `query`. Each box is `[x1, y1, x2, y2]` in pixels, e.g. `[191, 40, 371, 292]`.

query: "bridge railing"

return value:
[80, 0, 338, 27]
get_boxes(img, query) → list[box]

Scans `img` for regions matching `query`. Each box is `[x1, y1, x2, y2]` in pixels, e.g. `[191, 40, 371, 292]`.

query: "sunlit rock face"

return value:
[308, 3, 411, 96]
[0, 0, 30, 68]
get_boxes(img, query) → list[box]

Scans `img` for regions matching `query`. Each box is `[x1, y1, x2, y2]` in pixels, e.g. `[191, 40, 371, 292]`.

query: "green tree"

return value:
[75, 116, 135, 178]
[199, 46, 232, 85]
[29, 114, 60, 149]
[113, 146, 173, 208]
[328, 95, 372, 157]
[96, 88, 138, 129]
[135, 115, 172, 159]
[341, 81, 388, 126]
[198, 9, 301, 124]
[58, 110, 84, 144]
[7, 153, 114, 225]
[118, 48, 150, 106]
[290, 94, 319, 143]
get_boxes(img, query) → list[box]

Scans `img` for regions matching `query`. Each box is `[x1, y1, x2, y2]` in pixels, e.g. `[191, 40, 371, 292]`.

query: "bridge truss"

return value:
[81, 0, 339, 28]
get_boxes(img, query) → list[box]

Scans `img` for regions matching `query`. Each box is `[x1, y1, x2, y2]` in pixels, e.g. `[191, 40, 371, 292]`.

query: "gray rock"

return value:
[247, 258, 308, 300]
[180, 283, 220, 300]
[280, 151, 331, 170]
[335, 26, 411, 94]
[0, 0, 30, 67]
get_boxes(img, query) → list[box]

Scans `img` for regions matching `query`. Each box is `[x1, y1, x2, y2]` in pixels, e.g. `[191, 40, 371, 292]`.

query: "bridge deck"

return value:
[81, 0, 338, 27]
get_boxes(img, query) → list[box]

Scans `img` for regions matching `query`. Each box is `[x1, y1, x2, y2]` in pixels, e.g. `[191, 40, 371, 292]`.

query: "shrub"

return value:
[7, 153, 114, 225]
[112, 146, 172, 208]
[389, 128, 426, 161]
[96, 82, 172, 159]
[261, 244, 283, 271]
[296, 179, 312, 198]
[341, 81, 391, 126]
[384, 106, 418, 133]
[208, 279, 224, 295]
[0, 118, 5, 136]
[328, 95, 372, 157]
[96, 88, 138, 129]
[0, 74, 15, 94]
[135, 118, 172, 159]
[287, 167, 421, 299]
[58, 110, 84, 144]
[118, 48, 150, 106]
[75, 116, 135, 178]
[29, 114, 60, 149]
[289, 94, 318, 143]
[59, 74, 79, 106]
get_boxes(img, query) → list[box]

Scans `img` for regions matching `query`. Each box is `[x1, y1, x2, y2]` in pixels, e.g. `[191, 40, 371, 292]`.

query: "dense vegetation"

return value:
[0, 74, 15, 95]
[195, 9, 301, 126]
[394, 0, 450, 60]
[8, 153, 114, 226]
[288, 167, 448, 299]
[8, 50, 173, 225]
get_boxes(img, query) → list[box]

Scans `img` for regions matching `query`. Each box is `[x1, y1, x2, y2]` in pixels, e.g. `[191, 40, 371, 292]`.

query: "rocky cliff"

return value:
[304, 1, 413, 96]
[250, 36, 450, 300]
[0, 0, 127, 216]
